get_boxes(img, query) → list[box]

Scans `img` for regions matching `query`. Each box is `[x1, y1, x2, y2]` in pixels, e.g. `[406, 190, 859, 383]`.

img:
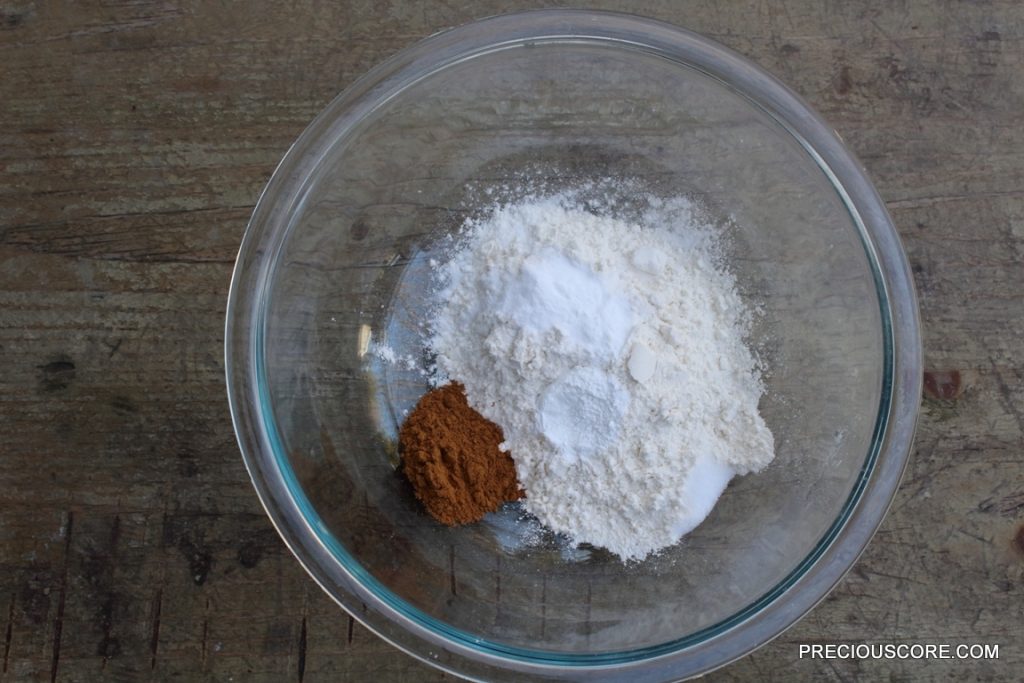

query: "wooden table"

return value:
[2, 2, 1021, 680]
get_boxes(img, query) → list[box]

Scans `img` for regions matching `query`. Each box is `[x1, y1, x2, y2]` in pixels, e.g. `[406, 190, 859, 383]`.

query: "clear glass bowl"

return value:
[226, 10, 922, 681]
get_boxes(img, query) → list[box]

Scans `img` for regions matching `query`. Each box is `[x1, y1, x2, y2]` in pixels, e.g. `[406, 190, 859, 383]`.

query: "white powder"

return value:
[539, 366, 630, 469]
[428, 192, 775, 561]
[370, 342, 419, 371]
[496, 248, 634, 361]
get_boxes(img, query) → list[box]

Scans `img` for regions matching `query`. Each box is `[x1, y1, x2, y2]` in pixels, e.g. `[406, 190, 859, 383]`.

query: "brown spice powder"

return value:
[399, 382, 523, 526]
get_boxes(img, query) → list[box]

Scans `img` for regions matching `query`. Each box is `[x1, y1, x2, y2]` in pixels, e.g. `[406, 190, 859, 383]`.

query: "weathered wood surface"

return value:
[1, 1, 1022, 680]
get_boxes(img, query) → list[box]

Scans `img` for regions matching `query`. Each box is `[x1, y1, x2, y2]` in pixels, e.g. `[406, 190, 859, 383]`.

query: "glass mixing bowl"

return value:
[225, 10, 922, 681]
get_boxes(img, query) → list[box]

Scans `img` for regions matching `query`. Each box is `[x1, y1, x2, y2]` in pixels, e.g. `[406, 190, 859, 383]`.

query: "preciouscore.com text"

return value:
[798, 643, 999, 660]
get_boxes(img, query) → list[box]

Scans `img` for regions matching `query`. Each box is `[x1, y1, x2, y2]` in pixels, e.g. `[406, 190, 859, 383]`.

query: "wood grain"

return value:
[2, 1, 1022, 680]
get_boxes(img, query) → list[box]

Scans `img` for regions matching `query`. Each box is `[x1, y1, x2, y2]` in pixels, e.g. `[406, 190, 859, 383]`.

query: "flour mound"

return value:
[429, 193, 775, 561]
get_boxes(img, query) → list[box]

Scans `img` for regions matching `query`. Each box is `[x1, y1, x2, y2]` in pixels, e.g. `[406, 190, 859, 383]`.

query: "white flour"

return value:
[428, 192, 775, 561]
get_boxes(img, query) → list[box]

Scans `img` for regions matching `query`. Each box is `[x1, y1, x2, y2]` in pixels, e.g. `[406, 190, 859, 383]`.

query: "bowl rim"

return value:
[225, 9, 922, 681]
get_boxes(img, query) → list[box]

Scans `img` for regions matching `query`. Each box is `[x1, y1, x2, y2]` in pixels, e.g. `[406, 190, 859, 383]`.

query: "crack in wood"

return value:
[3, 593, 15, 673]
[989, 357, 1024, 435]
[297, 616, 307, 682]
[200, 598, 210, 671]
[106, 337, 123, 359]
[149, 588, 162, 671]
[49, 510, 73, 683]
[100, 514, 122, 671]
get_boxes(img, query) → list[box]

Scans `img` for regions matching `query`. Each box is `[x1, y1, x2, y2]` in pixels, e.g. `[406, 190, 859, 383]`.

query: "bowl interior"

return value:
[257, 37, 885, 656]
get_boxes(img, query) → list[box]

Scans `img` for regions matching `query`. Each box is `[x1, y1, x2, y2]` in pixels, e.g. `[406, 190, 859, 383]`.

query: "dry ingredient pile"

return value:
[401, 190, 775, 561]
[399, 382, 523, 525]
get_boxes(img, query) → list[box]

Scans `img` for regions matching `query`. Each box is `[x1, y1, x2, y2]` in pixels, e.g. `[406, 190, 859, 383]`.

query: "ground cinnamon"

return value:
[399, 382, 523, 526]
